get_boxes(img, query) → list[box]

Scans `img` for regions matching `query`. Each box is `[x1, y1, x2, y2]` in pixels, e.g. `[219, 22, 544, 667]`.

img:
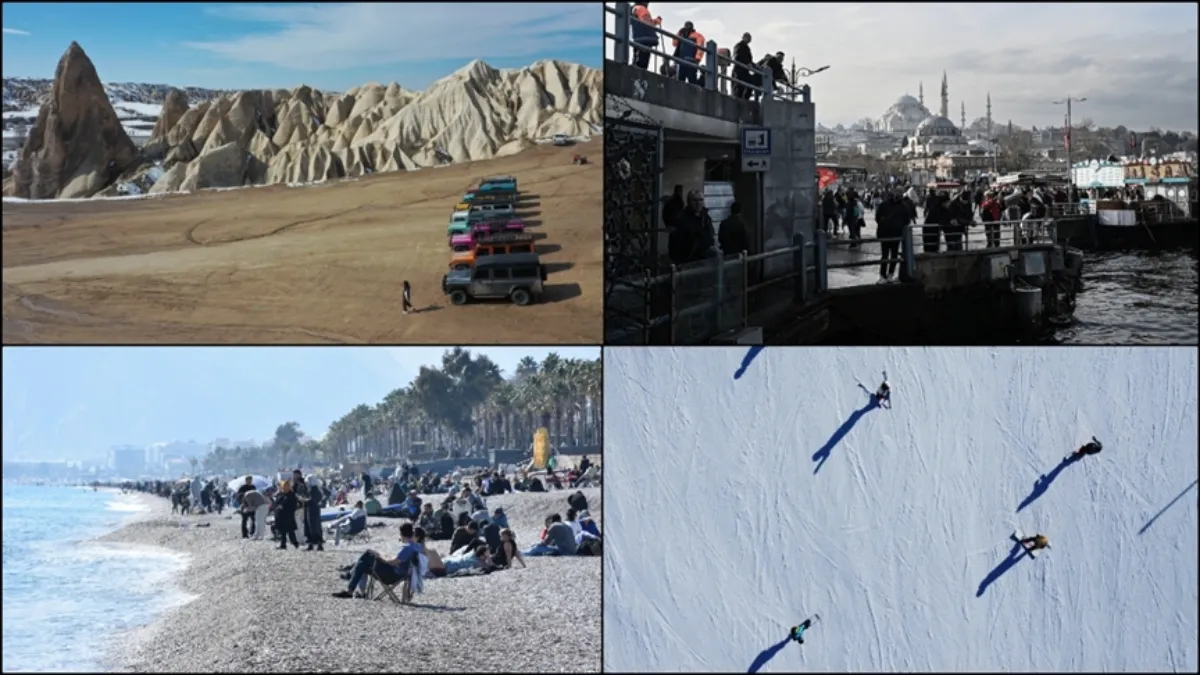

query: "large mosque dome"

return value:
[915, 115, 960, 138]
[877, 94, 932, 134]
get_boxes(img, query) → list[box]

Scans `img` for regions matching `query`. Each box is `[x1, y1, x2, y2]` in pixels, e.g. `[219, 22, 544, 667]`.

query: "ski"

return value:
[1011, 529, 1038, 559]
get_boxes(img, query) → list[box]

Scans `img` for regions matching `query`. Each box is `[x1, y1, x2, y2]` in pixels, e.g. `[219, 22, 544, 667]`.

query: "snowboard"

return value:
[1011, 529, 1038, 559]
[790, 614, 820, 643]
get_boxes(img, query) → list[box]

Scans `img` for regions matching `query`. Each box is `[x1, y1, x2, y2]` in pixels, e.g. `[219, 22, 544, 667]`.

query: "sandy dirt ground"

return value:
[2, 141, 600, 343]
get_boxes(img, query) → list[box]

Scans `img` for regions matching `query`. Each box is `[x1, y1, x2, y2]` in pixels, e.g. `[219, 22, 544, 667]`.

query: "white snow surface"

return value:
[604, 347, 1199, 673]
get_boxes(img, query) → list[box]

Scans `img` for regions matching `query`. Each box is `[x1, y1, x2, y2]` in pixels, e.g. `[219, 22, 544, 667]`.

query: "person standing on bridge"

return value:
[630, 3, 663, 71]
[732, 33, 754, 100]
[672, 21, 701, 85]
[945, 191, 973, 251]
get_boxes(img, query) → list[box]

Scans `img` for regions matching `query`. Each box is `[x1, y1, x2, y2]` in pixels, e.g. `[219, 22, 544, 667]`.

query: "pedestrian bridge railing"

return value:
[608, 219, 1059, 344]
[604, 1, 810, 104]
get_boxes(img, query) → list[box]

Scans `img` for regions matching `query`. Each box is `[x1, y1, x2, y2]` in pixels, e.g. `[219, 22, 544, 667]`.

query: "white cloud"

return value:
[184, 2, 597, 71]
[3, 27, 31, 36]
[606, 2, 1199, 131]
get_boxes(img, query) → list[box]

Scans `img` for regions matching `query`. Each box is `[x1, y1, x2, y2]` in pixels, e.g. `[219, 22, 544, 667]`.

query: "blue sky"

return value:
[2, 2, 601, 91]
[1, 346, 599, 462]
[606, 2, 1198, 131]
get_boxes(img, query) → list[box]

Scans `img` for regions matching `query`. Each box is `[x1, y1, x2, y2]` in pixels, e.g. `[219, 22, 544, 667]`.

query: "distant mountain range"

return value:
[3, 78, 239, 115]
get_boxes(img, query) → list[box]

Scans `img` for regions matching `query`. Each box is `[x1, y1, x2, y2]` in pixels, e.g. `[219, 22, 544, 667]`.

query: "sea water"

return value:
[1, 485, 196, 672]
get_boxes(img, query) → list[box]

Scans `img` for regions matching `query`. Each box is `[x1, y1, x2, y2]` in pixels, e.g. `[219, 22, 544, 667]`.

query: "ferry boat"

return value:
[1103, 158, 1196, 249]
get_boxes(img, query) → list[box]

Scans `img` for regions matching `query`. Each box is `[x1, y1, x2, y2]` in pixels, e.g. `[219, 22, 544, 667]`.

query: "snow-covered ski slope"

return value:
[604, 347, 1198, 672]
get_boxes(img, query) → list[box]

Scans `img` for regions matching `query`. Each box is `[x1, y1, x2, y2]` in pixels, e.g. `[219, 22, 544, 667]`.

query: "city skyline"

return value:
[605, 2, 1199, 132]
[1, 346, 599, 463]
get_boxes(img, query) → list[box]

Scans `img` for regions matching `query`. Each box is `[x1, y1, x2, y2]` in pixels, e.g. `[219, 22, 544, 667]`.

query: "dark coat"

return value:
[274, 492, 299, 532]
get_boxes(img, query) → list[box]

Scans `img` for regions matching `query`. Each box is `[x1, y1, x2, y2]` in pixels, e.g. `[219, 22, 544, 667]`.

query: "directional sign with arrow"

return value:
[741, 156, 771, 172]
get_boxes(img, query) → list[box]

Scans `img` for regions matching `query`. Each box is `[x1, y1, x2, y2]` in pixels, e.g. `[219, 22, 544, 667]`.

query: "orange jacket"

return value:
[633, 4, 660, 24]
[691, 32, 706, 60]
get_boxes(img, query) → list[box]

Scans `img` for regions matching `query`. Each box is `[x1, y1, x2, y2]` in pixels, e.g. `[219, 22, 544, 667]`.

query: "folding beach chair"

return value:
[365, 560, 407, 604]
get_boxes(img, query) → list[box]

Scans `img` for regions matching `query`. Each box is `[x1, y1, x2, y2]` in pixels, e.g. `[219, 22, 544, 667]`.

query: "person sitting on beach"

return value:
[451, 491, 472, 523]
[493, 528, 527, 569]
[329, 500, 366, 546]
[568, 490, 589, 513]
[363, 493, 381, 516]
[463, 486, 486, 512]
[481, 516, 502, 555]
[417, 503, 438, 534]
[428, 503, 454, 540]
[449, 521, 482, 555]
[524, 513, 578, 556]
[398, 490, 422, 520]
[333, 522, 420, 599]
[491, 507, 510, 530]
[579, 510, 601, 540]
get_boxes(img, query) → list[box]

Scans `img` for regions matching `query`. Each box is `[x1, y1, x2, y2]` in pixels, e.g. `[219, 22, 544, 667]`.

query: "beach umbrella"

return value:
[227, 475, 270, 492]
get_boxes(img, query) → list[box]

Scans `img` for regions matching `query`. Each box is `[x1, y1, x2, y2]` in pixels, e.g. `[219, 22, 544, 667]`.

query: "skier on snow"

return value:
[1018, 533, 1050, 553]
[874, 371, 891, 409]
[789, 617, 815, 644]
[1070, 436, 1102, 460]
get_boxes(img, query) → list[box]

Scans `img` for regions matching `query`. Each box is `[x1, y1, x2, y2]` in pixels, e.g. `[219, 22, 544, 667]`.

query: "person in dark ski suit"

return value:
[1071, 436, 1102, 459]
[790, 618, 814, 644]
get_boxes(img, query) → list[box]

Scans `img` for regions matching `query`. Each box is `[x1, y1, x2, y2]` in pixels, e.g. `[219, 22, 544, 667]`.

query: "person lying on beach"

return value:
[333, 522, 420, 599]
[493, 528, 527, 569]
[442, 544, 497, 576]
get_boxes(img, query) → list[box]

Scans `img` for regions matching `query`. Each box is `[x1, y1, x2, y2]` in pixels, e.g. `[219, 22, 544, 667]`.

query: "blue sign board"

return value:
[741, 127, 771, 156]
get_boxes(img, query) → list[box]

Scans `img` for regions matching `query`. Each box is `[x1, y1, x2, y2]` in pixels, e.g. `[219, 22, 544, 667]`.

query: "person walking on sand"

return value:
[402, 280, 414, 315]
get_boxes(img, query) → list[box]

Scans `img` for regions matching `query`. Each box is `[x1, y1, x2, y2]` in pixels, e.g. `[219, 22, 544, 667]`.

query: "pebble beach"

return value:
[97, 487, 601, 673]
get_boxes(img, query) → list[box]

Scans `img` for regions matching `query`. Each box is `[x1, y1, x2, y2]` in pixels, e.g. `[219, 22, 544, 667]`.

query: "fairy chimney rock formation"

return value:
[8, 41, 138, 199]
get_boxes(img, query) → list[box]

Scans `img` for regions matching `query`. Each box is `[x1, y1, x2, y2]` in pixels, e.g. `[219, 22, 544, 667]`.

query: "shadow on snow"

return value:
[748, 635, 791, 674]
[1016, 453, 1080, 513]
[1139, 478, 1198, 535]
[734, 346, 765, 380]
[813, 396, 879, 474]
[976, 539, 1030, 597]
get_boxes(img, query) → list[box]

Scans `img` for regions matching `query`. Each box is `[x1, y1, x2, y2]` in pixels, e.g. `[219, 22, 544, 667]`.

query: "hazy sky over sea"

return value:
[1, 347, 598, 462]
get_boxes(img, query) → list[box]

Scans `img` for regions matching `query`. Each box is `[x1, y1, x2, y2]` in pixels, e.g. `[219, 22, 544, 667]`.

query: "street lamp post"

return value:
[1053, 96, 1086, 186]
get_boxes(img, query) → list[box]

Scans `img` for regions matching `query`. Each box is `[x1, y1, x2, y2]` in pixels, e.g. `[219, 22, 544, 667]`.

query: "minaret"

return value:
[986, 92, 993, 141]
[961, 101, 966, 131]
[940, 71, 949, 118]
[919, 81, 924, 106]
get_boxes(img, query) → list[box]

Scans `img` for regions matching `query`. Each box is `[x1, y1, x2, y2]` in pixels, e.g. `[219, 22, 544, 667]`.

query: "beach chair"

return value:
[365, 560, 407, 604]
[339, 514, 370, 545]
